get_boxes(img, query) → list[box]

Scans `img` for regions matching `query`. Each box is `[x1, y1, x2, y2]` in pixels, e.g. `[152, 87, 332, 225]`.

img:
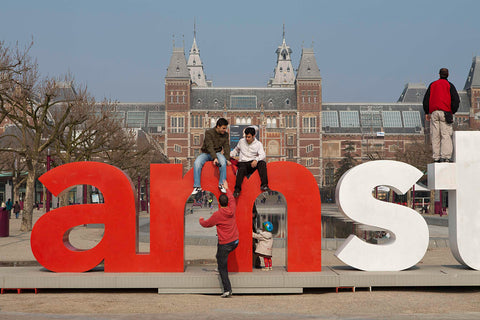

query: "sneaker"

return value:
[191, 187, 202, 195]
[221, 291, 232, 298]
[262, 267, 270, 271]
[269, 267, 273, 270]
[434, 159, 442, 163]
[443, 158, 452, 163]
[260, 185, 271, 192]
[233, 191, 240, 198]
[219, 185, 227, 193]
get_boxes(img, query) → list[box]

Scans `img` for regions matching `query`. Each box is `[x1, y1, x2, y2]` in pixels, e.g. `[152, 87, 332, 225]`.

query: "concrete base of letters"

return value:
[1, 265, 479, 294]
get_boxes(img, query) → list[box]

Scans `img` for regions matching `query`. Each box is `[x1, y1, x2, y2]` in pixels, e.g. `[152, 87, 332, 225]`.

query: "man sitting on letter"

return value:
[230, 126, 270, 198]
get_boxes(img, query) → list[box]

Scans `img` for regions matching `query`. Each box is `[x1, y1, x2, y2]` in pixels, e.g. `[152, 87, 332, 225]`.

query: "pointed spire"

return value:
[194, 18, 197, 39]
[464, 56, 480, 90]
[166, 36, 189, 79]
[269, 24, 295, 87]
[187, 21, 208, 87]
[297, 46, 321, 80]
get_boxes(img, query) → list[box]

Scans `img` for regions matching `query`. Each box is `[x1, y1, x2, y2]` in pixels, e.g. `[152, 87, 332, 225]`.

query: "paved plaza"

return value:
[0, 203, 479, 319]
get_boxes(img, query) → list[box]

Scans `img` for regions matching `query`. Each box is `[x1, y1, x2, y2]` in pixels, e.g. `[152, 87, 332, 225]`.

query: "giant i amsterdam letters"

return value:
[31, 132, 480, 273]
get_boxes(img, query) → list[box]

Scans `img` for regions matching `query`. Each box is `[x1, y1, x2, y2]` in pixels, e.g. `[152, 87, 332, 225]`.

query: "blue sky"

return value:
[1, 0, 479, 103]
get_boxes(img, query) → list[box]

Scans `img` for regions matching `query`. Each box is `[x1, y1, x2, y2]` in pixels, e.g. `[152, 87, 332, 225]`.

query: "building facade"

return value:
[163, 32, 323, 184]
[85, 33, 480, 190]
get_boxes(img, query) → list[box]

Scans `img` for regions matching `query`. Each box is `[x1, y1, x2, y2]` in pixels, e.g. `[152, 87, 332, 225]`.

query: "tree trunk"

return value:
[20, 169, 36, 231]
[59, 193, 69, 207]
[12, 177, 20, 203]
[429, 190, 435, 214]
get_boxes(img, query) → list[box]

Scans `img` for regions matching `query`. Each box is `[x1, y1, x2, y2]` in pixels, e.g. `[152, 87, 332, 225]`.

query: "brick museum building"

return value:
[3, 29, 480, 204]
[156, 29, 480, 189]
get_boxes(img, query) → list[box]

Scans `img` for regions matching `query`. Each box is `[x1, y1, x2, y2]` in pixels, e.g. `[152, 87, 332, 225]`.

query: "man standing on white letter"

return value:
[423, 68, 460, 163]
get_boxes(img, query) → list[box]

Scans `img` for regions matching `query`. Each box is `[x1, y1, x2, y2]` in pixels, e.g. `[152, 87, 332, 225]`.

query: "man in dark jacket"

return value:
[423, 68, 460, 162]
[199, 181, 238, 298]
[192, 118, 231, 195]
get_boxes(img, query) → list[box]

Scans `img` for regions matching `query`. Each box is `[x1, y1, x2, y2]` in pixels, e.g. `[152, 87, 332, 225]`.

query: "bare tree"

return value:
[50, 96, 168, 204]
[334, 141, 358, 185]
[0, 150, 27, 205]
[394, 138, 433, 212]
[0, 41, 95, 231]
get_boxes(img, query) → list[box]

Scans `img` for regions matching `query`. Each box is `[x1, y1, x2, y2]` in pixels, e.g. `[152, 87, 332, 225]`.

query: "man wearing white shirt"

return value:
[230, 127, 270, 198]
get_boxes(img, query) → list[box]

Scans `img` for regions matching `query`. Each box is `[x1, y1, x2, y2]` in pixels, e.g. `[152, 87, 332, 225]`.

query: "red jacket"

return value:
[199, 190, 239, 244]
[423, 78, 460, 114]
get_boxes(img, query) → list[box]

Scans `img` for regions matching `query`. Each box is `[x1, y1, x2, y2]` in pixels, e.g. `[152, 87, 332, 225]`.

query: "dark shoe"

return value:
[260, 185, 271, 192]
[443, 158, 452, 163]
[434, 159, 442, 163]
[220, 291, 232, 298]
[233, 191, 240, 198]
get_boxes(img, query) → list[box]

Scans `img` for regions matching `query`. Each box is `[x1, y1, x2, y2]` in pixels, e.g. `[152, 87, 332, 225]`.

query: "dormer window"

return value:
[197, 99, 202, 105]
[279, 67, 283, 72]
[287, 67, 290, 72]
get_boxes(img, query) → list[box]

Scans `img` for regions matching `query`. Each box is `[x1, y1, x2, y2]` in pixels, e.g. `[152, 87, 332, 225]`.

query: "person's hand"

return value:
[213, 158, 219, 165]
[425, 114, 431, 121]
[223, 180, 229, 190]
[251, 160, 258, 168]
[227, 160, 231, 166]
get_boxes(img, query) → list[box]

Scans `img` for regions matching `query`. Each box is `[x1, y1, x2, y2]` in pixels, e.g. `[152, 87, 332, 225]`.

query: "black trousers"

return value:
[216, 239, 239, 293]
[234, 160, 268, 192]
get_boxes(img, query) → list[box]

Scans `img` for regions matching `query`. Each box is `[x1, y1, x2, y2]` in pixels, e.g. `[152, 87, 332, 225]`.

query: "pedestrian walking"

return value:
[13, 201, 20, 219]
[5, 199, 12, 219]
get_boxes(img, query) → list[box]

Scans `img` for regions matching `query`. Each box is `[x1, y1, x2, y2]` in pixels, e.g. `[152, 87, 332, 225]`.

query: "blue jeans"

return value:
[193, 152, 227, 187]
[216, 239, 239, 293]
